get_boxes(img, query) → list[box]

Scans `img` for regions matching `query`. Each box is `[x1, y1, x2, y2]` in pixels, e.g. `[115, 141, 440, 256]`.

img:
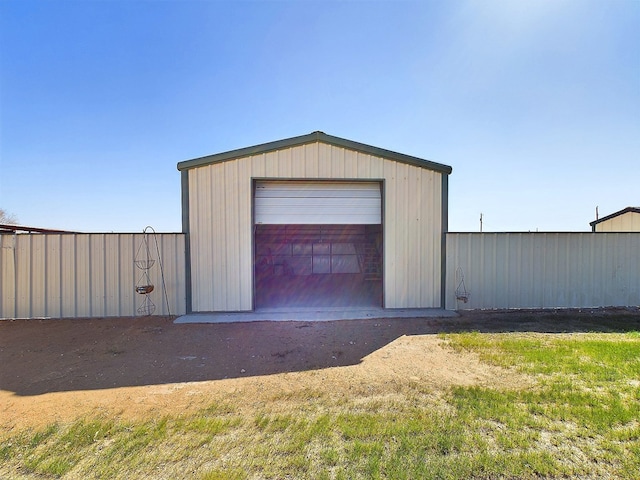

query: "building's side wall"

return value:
[595, 212, 640, 232]
[446, 232, 640, 310]
[0, 233, 186, 319]
[188, 142, 443, 311]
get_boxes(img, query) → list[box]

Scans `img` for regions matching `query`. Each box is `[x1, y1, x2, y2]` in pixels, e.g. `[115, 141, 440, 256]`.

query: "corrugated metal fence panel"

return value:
[0, 233, 186, 319]
[446, 233, 640, 310]
[188, 142, 444, 312]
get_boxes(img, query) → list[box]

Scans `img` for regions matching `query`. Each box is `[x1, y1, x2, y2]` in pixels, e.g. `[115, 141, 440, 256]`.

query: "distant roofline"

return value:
[0, 224, 80, 234]
[589, 207, 640, 227]
[177, 131, 453, 175]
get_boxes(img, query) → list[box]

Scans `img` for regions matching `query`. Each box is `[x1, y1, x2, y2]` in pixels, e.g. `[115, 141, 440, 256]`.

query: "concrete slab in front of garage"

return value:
[174, 307, 458, 324]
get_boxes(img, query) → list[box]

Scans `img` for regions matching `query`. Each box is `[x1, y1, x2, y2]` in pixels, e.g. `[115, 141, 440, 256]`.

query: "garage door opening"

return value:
[255, 224, 382, 308]
[254, 181, 382, 309]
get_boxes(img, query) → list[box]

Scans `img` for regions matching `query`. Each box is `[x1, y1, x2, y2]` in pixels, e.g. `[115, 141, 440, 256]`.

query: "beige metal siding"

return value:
[188, 142, 443, 311]
[0, 233, 186, 319]
[446, 233, 640, 309]
[595, 212, 640, 232]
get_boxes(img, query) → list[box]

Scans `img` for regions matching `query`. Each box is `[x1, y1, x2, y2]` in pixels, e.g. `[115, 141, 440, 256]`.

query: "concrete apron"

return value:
[174, 307, 458, 324]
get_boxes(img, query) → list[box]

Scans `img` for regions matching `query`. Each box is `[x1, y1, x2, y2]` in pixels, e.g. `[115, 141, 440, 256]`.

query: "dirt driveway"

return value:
[2, 308, 639, 432]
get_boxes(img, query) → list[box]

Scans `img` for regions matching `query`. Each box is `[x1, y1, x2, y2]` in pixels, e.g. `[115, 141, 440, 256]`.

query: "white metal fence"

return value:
[0, 233, 186, 319]
[446, 233, 640, 310]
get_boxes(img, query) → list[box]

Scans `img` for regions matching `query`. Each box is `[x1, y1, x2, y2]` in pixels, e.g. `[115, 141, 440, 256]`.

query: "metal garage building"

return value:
[177, 132, 452, 313]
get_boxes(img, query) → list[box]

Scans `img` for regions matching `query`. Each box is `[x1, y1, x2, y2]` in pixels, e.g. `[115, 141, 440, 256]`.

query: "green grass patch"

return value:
[200, 468, 248, 480]
[443, 330, 640, 478]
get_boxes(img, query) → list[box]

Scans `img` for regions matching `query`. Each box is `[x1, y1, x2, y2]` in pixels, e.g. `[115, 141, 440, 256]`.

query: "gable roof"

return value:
[589, 207, 640, 227]
[177, 131, 452, 174]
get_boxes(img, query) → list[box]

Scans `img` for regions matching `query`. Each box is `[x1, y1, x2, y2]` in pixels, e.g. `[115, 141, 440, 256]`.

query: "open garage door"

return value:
[255, 181, 381, 225]
[254, 181, 383, 309]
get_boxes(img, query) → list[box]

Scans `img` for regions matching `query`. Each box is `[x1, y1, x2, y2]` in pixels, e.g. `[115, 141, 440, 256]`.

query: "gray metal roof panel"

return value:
[0, 224, 79, 234]
[177, 131, 452, 174]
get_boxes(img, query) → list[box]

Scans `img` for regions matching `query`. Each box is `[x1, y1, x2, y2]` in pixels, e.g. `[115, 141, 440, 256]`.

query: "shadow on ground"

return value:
[1, 308, 639, 396]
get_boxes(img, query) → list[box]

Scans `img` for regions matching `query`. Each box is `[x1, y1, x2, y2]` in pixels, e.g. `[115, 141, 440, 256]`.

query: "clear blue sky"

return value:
[1, 0, 638, 233]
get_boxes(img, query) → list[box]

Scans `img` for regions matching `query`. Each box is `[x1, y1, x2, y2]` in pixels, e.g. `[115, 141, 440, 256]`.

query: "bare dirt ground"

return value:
[1, 308, 639, 433]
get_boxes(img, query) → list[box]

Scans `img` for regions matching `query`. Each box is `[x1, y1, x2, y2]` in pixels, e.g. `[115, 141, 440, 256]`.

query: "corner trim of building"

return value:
[181, 170, 193, 314]
[440, 173, 449, 309]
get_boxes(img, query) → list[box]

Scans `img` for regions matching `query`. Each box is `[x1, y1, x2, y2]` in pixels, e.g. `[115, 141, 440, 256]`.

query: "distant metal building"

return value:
[0, 224, 78, 234]
[590, 207, 640, 232]
[177, 132, 452, 313]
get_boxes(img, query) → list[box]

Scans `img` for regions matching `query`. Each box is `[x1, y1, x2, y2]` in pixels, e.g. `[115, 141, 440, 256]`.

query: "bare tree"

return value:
[0, 208, 18, 224]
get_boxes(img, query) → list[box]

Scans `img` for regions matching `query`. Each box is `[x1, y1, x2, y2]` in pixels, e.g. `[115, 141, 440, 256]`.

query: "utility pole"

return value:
[480, 213, 483, 232]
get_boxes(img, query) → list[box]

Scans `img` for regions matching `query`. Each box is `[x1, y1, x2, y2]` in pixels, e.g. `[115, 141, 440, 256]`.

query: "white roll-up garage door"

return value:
[255, 181, 381, 224]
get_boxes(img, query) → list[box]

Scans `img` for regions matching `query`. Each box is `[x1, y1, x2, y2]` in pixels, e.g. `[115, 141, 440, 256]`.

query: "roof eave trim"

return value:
[321, 132, 452, 174]
[177, 131, 452, 174]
